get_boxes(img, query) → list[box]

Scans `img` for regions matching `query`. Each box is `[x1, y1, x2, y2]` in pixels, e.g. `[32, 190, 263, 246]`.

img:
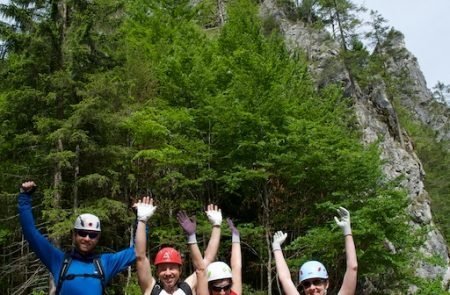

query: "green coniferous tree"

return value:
[0, 0, 136, 292]
[0, 0, 432, 293]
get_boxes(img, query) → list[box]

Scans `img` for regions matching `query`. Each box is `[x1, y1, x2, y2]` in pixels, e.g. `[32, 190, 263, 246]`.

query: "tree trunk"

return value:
[261, 182, 272, 295]
[266, 230, 273, 295]
[73, 144, 80, 209]
[50, 1, 68, 292]
[333, 0, 348, 52]
[125, 224, 134, 295]
[331, 0, 359, 95]
[217, 0, 226, 26]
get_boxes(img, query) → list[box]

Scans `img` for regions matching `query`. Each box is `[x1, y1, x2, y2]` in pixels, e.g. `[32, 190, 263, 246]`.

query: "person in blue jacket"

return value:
[18, 180, 137, 295]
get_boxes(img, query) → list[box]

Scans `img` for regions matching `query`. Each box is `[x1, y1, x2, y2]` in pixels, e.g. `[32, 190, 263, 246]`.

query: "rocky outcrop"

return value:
[260, 0, 450, 291]
[382, 32, 450, 142]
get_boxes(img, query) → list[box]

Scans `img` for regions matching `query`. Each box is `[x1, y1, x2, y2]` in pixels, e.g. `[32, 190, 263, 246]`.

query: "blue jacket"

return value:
[18, 193, 136, 295]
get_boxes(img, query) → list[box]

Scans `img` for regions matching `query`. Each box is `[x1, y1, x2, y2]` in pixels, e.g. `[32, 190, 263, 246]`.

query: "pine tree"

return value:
[0, 0, 136, 292]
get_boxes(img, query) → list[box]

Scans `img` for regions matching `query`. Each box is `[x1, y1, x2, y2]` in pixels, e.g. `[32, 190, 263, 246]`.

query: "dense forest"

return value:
[1, 0, 449, 294]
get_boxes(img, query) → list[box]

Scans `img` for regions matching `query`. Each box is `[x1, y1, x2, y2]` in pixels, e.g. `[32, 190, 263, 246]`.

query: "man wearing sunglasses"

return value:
[18, 181, 137, 295]
[272, 207, 357, 295]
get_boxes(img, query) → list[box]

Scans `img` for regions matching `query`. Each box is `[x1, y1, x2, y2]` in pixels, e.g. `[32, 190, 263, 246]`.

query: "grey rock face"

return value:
[382, 33, 450, 142]
[260, 0, 450, 291]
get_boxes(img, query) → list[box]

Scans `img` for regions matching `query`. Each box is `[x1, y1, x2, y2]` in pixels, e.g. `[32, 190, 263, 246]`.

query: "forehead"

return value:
[156, 263, 181, 270]
[211, 278, 232, 286]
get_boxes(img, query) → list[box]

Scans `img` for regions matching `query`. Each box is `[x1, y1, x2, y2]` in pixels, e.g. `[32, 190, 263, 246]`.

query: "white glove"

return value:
[135, 198, 156, 222]
[272, 231, 287, 251]
[334, 206, 352, 236]
[206, 204, 222, 226]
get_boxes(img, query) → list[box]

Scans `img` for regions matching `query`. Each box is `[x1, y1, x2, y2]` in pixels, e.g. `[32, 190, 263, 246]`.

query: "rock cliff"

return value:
[260, 0, 450, 292]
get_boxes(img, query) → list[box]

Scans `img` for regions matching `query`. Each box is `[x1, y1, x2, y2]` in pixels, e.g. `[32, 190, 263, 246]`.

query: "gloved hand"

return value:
[227, 218, 240, 243]
[20, 181, 37, 195]
[272, 231, 287, 251]
[177, 210, 197, 244]
[133, 196, 156, 223]
[206, 204, 222, 226]
[334, 206, 352, 236]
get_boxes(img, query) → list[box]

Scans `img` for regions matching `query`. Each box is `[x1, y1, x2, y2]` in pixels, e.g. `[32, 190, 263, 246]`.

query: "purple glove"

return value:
[227, 218, 240, 243]
[177, 211, 197, 244]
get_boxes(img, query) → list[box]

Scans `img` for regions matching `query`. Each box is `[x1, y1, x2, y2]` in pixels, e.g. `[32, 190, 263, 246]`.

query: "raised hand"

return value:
[227, 218, 240, 243]
[177, 210, 198, 244]
[177, 210, 196, 236]
[205, 204, 222, 226]
[20, 180, 37, 194]
[133, 196, 156, 223]
[334, 206, 352, 236]
[272, 231, 287, 251]
[227, 218, 239, 236]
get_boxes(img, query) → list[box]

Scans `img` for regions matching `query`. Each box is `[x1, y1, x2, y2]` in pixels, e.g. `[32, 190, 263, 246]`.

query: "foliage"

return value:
[0, 0, 443, 293]
[413, 278, 449, 295]
[122, 277, 142, 295]
[432, 81, 450, 105]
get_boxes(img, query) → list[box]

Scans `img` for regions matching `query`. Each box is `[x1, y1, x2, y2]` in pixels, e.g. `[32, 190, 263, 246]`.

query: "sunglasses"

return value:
[76, 230, 99, 239]
[300, 279, 326, 289]
[211, 284, 232, 292]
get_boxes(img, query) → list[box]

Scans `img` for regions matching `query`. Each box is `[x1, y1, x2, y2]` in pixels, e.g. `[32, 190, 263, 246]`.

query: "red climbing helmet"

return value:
[154, 247, 182, 265]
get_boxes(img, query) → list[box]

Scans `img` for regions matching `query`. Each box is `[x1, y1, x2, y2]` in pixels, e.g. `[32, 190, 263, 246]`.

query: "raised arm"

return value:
[134, 197, 157, 294]
[226, 218, 242, 294]
[195, 265, 209, 295]
[18, 181, 63, 274]
[177, 210, 207, 293]
[334, 207, 357, 295]
[203, 204, 222, 266]
[272, 231, 299, 295]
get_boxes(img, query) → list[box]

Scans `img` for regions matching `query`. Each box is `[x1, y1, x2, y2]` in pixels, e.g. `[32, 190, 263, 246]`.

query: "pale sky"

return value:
[1, 0, 449, 88]
[355, 0, 450, 89]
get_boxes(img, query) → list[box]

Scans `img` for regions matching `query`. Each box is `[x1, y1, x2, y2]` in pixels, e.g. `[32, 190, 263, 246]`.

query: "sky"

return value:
[1, 0, 449, 89]
[354, 0, 450, 89]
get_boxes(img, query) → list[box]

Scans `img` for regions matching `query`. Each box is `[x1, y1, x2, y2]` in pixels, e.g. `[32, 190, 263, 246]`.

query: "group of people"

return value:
[18, 180, 357, 295]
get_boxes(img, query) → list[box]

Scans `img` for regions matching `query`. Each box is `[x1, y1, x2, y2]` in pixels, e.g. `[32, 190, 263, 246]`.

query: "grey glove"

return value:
[272, 231, 287, 251]
[134, 196, 157, 222]
[206, 204, 222, 226]
[334, 206, 352, 236]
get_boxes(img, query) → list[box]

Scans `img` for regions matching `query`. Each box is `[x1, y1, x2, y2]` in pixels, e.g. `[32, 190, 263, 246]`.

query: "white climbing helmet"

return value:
[74, 213, 101, 232]
[299, 260, 328, 282]
[207, 261, 232, 282]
